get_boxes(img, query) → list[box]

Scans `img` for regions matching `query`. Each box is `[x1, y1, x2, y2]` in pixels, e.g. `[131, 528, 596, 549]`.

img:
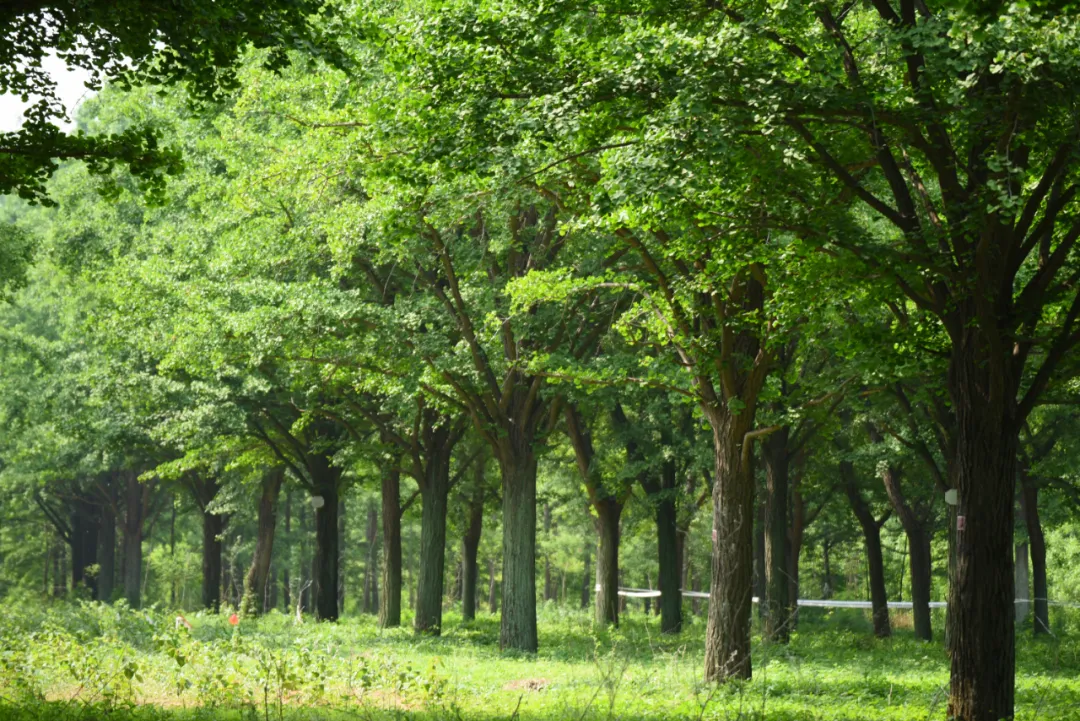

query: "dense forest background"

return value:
[4, 3, 1080, 720]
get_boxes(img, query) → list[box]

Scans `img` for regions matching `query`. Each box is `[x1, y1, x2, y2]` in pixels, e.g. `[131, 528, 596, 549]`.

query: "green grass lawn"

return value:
[1, 601, 1077, 720]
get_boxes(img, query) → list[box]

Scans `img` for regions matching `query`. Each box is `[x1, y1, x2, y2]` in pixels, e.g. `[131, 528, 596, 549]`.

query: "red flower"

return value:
[228, 613, 239, 626]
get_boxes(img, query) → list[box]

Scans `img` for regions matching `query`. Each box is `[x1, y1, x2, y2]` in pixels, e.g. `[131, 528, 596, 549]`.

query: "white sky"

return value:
[0, 53, 95, 133]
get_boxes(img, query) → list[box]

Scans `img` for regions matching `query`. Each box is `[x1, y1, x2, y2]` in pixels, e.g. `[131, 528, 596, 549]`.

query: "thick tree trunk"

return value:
[945, 342, 1018, 721]
[461, 474, 484, 622]
[97, 478, 116, 602]
[311, 459, 341, 621]
[364, 501, 379, 615]
[122, 471, 144, 609]
[908, 528, 933, 641]
[70, 494, 100, 597]
[841, 460, 891, 638]
[762, 427, 790, 643]
[380, 469, 402, 628]
[415, 446, 451, 635]
[656, 488, 682, 633]
[202, 506, 225, 612]
[703, 409, 756, 682]
[566, 404, 623, 627]
[498, 447, 538, 652]
[1020, 478, 1049, 635]
[594, 498, 622, 626]
[241, 468, 283, 615]
[880, 465, 932, 641]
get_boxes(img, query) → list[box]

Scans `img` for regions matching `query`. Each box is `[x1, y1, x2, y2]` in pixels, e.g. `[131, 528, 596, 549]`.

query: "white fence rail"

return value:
[610, 586, 1080, 609]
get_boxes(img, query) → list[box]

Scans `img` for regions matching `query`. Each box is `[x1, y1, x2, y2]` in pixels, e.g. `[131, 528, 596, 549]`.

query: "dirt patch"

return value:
[502, 678, 550, 692]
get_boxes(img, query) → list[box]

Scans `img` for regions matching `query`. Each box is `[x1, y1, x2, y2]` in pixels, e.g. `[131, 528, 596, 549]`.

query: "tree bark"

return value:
[840, 460, 891, 638]
[945, 341, 1018, 721]
[497, 445, 538, 652]
[703, 408, 757, 682]
[566, 405, 624, 628]
[461, 466, 485, 621]
[122, 471, 144, 609]
[97, 476, 116, 602]
[415, 440, 452, 635]
[655, 483, 682, 633]
[364, 500, 379, 615]
[201, 503, 225, 612]
[880, 465, 932, 641]
[1020, 479, 1049, 635]
[380, 468, 402, 628]
[70, 493, 99, 597]
[594, 498, 621, 626]
[762, 427, 790, 643]
[241, 468, 283, 615]
[311, 455, 342, 621]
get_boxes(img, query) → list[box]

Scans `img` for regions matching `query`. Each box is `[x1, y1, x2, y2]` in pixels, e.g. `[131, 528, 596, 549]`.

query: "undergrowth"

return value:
[0, 600, 1077, 720]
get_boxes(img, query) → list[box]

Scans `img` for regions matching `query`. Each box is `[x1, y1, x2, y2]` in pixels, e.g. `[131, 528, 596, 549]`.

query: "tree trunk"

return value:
[821, 539, 832, 598]
[908, 528, 933, 641]
[461, 471, 484, 622]
[945, 340, 1018, 721]
[415, 445, 451, 635]
[754, 500, 766, 620]
[53, 542, 65, 597]
[122, 471, 144, 609]
[840, 460, 891, 638]
[762, 427, 790, 643]
[311, 457, 342, 622]
[788, 470, 810, 629]
[97, 477, 116, 602]
[580, 543, 590, 609]
[1014, 542, 1029, 625]
[655, 487, 682, 633]
[202, 505, 225, 612]
[380, 468, 402, 628]
[364, 501, 379, 615]
[543, 503, 554, 601]
[703, 408, 756, 682]
[282, 492, 292, 612]
[488, 557, 499, 614]
[338, 498, 346, 616]
[880, 465, 932, 641]
[497, 446, 538, 652]
[241, 468, 283, 615]
[566, 404, 623, 627]
[594, 498, 621, 626]
[70, 494, 100, 597]
[1020, 480, 1049, 635]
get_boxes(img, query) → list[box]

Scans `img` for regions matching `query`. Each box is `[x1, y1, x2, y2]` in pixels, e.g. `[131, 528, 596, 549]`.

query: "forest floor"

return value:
[0, 600, 1077, 720]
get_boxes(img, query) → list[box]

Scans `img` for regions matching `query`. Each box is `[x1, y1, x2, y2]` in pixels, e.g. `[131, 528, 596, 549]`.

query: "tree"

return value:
[0, 0, 342, 205]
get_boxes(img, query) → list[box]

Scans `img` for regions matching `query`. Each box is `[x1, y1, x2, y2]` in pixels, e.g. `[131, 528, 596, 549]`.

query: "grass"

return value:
[1, 600, 1078, 720]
